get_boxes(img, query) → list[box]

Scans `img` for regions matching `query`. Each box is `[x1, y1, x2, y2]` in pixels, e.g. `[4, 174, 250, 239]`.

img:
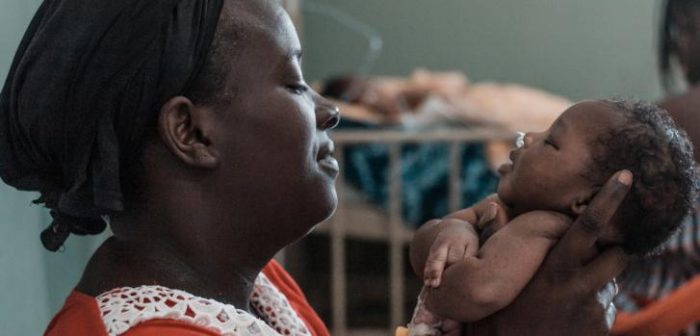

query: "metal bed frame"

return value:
[279, 2, 516, 334]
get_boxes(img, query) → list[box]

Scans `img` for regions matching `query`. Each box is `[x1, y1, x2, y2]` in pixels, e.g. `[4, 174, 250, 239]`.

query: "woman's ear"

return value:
[157, 96, 219, 169]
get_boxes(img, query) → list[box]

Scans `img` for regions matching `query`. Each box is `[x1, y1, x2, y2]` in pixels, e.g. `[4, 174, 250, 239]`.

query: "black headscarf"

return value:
[0, 0, 224, 251]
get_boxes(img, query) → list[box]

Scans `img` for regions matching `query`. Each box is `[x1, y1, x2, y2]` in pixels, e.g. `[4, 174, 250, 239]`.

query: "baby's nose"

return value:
[522, 132, 537, 148]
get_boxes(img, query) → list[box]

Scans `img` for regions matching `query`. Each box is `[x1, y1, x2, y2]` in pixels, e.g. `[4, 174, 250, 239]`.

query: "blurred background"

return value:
[0, 0, 667, 335]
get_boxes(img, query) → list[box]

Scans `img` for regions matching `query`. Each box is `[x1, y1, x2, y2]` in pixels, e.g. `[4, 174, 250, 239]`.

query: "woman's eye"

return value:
[287, 84, 309, 95]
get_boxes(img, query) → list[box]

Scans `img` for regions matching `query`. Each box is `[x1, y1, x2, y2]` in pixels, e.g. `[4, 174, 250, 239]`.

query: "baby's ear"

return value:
[571, 198, 588, 216]
[570, 187, 599, 216]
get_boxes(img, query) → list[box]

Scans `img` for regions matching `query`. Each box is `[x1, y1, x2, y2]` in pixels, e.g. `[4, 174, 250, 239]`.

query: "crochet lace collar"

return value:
[96, 272, 311, 336]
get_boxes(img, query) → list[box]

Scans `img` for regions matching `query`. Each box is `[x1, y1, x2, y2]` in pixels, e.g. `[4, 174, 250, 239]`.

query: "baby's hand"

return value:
[423, 218, 479, 288]
[476, 201, 510, 242]
[440, 319, 462, 336]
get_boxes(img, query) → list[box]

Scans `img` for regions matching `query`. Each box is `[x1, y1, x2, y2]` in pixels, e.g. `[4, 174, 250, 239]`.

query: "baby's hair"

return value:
[586, 99, 697, 255]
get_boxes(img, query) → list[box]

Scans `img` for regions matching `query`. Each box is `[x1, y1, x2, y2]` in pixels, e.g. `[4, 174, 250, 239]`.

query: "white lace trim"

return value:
[97, 273, 310, 336]
[251, 273, 310, 336]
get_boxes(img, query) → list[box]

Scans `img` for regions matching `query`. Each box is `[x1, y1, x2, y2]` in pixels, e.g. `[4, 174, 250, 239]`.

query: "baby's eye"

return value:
[286, 83, 309, 95]
[544, 138, 559, 150]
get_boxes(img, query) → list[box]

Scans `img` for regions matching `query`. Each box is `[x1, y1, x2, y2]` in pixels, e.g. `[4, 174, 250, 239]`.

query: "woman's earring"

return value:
[515, 132, 525, 149]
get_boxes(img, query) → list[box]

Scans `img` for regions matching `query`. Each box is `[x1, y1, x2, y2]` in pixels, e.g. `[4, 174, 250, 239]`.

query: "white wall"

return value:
[303, 0, 664, 101]
[0, 3, 106, 334]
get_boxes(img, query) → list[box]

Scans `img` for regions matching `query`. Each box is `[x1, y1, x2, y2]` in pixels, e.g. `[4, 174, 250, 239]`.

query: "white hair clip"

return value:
[515, 132, 525, 149]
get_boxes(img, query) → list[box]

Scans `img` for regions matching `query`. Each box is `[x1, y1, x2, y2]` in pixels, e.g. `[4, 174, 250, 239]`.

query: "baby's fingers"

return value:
[441, 319, 462, 336]
[424, 245, 449, 287]
[464, 240, 478, 259]
[479, 202, 509, 242]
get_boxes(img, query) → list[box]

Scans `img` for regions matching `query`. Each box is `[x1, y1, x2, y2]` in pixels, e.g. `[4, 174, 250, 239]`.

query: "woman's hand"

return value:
[466, 170, 632, 336]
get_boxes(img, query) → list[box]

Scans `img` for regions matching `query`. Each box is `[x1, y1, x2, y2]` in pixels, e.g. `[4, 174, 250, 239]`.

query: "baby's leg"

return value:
[408, 288, 443, 336]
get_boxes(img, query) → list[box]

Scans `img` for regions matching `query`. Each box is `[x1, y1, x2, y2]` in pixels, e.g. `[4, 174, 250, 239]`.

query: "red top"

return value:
[612, 275, 700, 335]
[45, 260, 329, 336]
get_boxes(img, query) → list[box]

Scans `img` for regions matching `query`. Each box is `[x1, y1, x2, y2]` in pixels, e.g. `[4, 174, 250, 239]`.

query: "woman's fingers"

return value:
[552, 170, 632, 264]
[582, 246, 628, 290]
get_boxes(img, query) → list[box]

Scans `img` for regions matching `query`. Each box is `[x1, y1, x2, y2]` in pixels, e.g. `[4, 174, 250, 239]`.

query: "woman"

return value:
[0, 0, 628, 334]
[612, 1, 700, 335]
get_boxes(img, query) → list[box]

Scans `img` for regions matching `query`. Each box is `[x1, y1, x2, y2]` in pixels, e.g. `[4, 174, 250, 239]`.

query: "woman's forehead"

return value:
[219, 0, 299, 55]
[221, 0, 293, 38]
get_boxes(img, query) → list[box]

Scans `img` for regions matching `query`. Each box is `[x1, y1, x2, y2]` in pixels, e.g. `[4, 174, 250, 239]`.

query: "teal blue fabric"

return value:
[337, 119, 498, 226]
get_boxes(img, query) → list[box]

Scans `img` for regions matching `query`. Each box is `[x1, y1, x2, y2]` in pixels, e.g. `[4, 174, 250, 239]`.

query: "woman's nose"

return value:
[314, 93, 341, 130]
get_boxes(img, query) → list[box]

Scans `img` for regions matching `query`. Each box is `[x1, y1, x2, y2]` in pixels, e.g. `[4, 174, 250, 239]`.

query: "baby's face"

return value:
[496, 101, 625, 216]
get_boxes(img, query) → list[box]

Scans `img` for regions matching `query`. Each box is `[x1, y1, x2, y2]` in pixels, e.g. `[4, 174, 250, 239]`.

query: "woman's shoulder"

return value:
[45, 260, 328, 336]
[261, 260, 331, 336]
[45, 290, 108, 336]
[45, 286, 268, 336]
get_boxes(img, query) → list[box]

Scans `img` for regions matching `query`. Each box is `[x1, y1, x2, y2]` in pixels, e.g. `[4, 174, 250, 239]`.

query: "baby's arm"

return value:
[410, 194, 504, 287]
[446, 194, 509, 242]
[443, 194, 499, 228]
[424, 211, 570, 322]
[410, 218, 478, 285]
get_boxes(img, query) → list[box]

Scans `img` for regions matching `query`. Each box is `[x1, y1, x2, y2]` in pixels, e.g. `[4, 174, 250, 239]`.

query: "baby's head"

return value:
[497, 99, 696, 255]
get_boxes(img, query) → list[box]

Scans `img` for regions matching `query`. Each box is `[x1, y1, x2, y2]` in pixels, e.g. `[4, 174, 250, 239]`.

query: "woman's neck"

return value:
[76, 166, 289, 310]
[77, 216, 278, 311]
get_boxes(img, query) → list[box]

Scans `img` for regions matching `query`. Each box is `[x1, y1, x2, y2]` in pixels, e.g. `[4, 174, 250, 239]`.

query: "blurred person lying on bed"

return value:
[320, 69, 571, 133]
[320, 70, 573, 171]
[401, 99, 697, 336]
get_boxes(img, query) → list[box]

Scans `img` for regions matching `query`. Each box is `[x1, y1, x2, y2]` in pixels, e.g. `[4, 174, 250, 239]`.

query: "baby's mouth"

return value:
[497, 161, 513, 176]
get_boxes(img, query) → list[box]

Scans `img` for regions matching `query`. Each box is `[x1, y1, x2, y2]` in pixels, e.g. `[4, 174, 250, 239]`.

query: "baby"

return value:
[403, 99, 697, 336]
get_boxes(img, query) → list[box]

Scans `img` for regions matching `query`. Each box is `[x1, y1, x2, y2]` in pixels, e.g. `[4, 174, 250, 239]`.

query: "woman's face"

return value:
[205, 0, 340, 243]
[671, 4, 700, 85]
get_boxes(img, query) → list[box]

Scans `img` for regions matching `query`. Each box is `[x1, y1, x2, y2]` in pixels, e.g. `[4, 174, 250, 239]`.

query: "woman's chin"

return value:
[295, 190, 337, 234]
[288, 201, 337, 245]
[316, 193, 338, 223]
